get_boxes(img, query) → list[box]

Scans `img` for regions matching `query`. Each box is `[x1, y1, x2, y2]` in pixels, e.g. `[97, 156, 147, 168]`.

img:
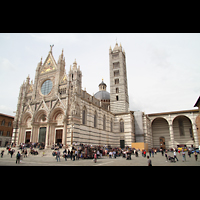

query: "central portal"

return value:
[38, 127, 46, 145]
[56, 129, 63, 145]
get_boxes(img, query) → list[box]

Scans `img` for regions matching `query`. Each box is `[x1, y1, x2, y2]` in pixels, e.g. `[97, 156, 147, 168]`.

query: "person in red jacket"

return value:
[143, 150, 146, 157]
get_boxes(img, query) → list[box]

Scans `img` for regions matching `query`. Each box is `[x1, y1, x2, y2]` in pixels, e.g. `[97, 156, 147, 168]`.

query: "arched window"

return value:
[103, 115, 106, 130]
[1, 119, 5, 126]
[94, 111, 97, 128]
[116, 88, 119, 93]
[82, 106, 87, 125]
[120, 119, 124, 132]
[8, 121, 12, 127]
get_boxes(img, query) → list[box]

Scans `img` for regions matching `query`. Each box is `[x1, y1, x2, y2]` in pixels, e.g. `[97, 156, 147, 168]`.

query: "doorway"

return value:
[120, 140, 125, 149]
[56, 129, 63, 145]
[38, 127, 46, 145]
[160, 137, 165, 150]
[25, 131, 31, 143]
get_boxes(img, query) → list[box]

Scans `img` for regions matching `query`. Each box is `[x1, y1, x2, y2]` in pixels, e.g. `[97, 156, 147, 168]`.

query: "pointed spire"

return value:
[73, 59, 77, 70]
[61, 49, 64, 59]
[26, 74, 30, 84]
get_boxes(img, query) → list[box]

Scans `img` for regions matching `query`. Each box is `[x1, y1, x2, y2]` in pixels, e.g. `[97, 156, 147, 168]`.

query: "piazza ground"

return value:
[0, 148, 200, 166]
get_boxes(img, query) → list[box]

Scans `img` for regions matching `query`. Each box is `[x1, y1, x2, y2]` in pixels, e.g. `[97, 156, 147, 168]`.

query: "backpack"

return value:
[17, 153, 20, 159]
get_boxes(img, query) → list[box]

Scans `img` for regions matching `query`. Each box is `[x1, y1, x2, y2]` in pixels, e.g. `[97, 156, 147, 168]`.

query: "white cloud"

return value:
[0, 105, 14, 116]
[0, 57, 15, 71]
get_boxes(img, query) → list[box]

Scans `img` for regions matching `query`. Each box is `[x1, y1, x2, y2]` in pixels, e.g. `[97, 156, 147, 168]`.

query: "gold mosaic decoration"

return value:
[41, 58, 56, 74]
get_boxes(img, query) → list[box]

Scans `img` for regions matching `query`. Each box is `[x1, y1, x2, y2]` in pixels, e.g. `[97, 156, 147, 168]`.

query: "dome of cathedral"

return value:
[94, 90, 110, 100]
[94, 79, 110, 100]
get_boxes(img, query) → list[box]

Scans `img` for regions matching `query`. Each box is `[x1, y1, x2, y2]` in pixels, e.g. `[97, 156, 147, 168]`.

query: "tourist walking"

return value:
[109, 151, 113, 158]
[70, 149, 73, 160]
[94, 152, 97, 163]
[149, 149, 151, 157]
[72, 149, 75, 161]
[194, 151, 198, 161]
[143, 150, 146, 157]
[165, 150, 168, 162]
[174, 150, 178, 161]
[1, 150, 4, 158]
[56, 149, 60, 162]
[152, 149, 154, 157]
[16, 151, 21, 164]
[182, 150, 186, 162]
[147, 156, 152, 166]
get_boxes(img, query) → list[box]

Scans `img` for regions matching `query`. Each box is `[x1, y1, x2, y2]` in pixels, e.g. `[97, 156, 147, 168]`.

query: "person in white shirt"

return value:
[173, 150, 178, 161]
[109, 151, 113, 158]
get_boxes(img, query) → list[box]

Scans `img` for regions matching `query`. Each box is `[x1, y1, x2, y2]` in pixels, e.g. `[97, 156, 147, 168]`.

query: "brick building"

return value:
[0, 113, 14, 146]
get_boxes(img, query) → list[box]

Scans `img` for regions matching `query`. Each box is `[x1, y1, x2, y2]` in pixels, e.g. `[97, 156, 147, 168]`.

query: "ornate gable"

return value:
[40, 53, 57, 74]
[61, 74, 67, 84]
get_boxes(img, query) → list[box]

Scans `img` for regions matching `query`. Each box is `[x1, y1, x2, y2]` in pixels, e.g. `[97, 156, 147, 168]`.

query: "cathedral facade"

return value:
[12, 43, 134, 148]
[12, 43, 200, 149]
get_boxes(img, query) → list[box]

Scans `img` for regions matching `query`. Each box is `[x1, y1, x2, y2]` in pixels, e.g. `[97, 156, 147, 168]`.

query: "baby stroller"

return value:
[126, 152, 131, 160]
[168, 156, 176, 162]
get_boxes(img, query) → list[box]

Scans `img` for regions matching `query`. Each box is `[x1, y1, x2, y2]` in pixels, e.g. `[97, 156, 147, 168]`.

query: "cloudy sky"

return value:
[0, 33, 199, 116]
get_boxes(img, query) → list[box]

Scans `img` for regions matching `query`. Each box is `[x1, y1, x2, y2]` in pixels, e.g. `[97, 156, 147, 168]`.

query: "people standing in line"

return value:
[194, 151, 198, 161]
[56, 149, 60, 162]
[173, 150, 178, 161]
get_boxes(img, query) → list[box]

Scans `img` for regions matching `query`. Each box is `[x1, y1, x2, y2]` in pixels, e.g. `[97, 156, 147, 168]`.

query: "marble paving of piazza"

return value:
[1, 148, 200, 166]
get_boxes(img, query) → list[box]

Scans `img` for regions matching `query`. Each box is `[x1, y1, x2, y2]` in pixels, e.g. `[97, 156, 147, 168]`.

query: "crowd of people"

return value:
[0, 142, 199, 165]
